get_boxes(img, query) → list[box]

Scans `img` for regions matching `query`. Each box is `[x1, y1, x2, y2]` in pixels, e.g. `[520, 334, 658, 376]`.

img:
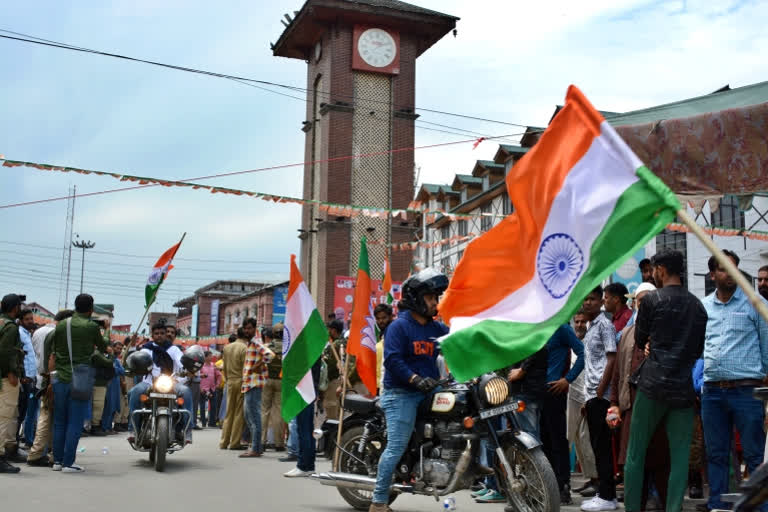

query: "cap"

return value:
[626, 282, 656, 299]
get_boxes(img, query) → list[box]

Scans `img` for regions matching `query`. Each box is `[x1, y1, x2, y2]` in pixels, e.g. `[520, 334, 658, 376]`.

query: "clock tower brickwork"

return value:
[273, 0, 457, 316]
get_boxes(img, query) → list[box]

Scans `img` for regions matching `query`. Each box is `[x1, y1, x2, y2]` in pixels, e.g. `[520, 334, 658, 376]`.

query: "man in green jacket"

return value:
[48, 294, 108, 473]
[0, 294, 23, 474]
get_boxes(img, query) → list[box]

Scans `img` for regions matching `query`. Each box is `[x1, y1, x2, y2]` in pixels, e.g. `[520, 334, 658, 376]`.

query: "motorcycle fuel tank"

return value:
[430, 392, 456, 413]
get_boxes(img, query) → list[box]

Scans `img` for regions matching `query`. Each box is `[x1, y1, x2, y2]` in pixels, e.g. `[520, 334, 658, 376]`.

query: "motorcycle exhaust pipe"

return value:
[311, 472, 413, 493]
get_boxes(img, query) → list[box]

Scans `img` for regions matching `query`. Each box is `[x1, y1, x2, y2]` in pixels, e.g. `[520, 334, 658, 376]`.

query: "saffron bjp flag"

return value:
[281, 255, 328, 422]
[347, 238, 378, 396]
[382, 258, 394, 305]
[145, 240, 182, 308]
[438, 86, 680, 382]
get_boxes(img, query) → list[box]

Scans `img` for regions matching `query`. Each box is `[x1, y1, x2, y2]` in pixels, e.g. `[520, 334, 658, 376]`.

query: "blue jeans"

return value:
[296, 400, 316, 472]
[244, 387, 263, 452]
[514, 397, 541, 439]
[128, 381, 194, 439]
[23, 393, 39, 445]
[52, 380, 89, 467]
[702, 385, 767, 510]
[287, 418, 299, 456]
[373, 388, 426, 504]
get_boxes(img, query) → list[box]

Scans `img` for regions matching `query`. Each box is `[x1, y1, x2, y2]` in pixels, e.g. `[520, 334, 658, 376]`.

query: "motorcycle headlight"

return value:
[154, 375, 174, 394]
[480, 375, 509, 406]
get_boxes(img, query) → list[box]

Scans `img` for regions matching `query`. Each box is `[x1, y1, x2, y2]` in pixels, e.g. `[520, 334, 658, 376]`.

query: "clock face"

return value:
[357, 28, 396, 68]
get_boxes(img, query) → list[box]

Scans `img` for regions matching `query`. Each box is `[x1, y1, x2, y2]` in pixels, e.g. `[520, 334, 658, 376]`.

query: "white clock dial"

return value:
[357, 28, 396, 68]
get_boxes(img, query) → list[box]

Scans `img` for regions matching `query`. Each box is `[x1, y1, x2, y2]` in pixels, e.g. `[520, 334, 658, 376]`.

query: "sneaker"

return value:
[581, 496, 618, 511]
[475, 490, 506, 503]
[62, 464, 85, 473]
[283, 467, 312, 478]
[471, 488, 490, 498]
[52, 463, 62, 471]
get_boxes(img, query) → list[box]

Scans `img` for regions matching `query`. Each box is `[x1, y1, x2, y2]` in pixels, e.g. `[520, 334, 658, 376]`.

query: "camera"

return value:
[18, 294, 27, 302]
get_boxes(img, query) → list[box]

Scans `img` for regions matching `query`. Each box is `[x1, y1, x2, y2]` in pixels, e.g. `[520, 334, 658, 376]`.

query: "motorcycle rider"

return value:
[370, 268, 449, 512]
[127, 322, 194, 444]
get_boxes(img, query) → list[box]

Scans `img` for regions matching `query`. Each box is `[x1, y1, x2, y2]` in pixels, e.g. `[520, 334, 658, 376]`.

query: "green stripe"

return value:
[442, 167, 679, 382]
[359, 236, 370, 275]
[281, 308, 328, 422]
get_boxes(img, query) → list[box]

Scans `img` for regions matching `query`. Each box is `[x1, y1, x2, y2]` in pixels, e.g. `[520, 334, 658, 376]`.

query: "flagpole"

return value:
[132, 232, 187, 340]
[333, 346, 352, 471]
[677, 209, 768, 323]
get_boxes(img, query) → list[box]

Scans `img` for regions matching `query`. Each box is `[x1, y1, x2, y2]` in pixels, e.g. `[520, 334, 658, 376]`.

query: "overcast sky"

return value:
[1, 0, 765, 327]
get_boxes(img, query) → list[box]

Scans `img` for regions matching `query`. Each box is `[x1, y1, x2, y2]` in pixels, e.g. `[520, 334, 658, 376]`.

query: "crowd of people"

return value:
[1, 250, 767, 512]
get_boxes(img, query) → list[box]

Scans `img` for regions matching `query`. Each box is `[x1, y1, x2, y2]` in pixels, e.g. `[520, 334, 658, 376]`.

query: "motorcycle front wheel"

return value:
[154, 416, 169, 472]
[496, 443, 559, 512]
[336, 426, 396, 511]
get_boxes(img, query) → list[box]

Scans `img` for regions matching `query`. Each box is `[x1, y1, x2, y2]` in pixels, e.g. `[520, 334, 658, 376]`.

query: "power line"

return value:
[0, 29, 530, 129]
[0, 239, 288, 264]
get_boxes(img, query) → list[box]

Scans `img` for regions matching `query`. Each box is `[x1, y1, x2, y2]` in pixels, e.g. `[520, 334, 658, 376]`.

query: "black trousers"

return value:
[540, 392, 570, 490]
[585, 397, 616, 501]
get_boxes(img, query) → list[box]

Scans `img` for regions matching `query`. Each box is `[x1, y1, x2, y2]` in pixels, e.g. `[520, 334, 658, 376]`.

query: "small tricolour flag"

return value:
[438, 85, 680, 382]
[145, 240, 183, 308]
[281, 255, 328, 422]
[382, 258, 394, 305]
[347, 238, 378, 396]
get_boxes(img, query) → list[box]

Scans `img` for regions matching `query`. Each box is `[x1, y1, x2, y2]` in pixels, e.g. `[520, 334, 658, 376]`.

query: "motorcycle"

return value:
[713, 387, 768, 512]
[313, 375, 560, 512]
[128, 374, 192, 472]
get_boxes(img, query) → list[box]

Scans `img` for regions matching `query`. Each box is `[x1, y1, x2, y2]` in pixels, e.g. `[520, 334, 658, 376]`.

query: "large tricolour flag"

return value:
[145, 240, 182, 308]
[439, 86, 680, 382]
[347, 238, 378, 396]
[281, 255, 328, 422]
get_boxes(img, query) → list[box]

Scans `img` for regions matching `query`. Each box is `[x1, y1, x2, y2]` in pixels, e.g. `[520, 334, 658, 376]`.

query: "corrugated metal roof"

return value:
[498, 144, 530, 155]
[347, 0, 458, 19]
[607, 80, 768, 127]
[476, 159, 505, 168]
[454, 174, 484, 184]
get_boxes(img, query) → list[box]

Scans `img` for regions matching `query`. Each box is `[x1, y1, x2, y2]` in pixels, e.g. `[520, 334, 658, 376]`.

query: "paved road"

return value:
[4, 428, 705, 511]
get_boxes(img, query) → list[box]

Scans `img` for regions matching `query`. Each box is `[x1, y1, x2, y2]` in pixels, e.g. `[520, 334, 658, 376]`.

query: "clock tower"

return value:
[272, 0, 458, 315]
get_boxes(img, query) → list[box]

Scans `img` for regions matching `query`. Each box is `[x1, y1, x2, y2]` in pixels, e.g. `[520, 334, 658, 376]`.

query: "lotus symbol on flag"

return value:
[537, 233, 584, 299]
[359, 301, 377, 352]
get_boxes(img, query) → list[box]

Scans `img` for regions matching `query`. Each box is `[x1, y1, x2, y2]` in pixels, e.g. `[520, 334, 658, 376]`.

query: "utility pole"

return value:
[72, 237, 95, 295]
[58, 185, 76, 309]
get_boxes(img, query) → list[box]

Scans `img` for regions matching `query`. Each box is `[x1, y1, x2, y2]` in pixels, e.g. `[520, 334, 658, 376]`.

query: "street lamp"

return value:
[72, 238, 95, 294]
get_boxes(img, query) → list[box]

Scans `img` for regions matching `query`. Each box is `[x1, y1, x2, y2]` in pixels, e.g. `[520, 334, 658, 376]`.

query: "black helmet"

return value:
[126, 350, 153, 376]
[399, 268, 449, 318]
[181, 345, 205, 373]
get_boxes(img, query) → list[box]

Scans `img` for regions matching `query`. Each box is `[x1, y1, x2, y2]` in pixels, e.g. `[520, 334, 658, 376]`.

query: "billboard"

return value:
[333, 275, 401, 328]
[611, 248, 645, 295]
[190, 304, 199, 337]
[272, 285, 288, 325]
[210, 299, 220, 335]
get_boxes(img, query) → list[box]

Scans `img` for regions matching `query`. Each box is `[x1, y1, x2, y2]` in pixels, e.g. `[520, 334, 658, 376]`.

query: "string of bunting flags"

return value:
[0, 157, 500, 222]
[6, 158, 768, 242]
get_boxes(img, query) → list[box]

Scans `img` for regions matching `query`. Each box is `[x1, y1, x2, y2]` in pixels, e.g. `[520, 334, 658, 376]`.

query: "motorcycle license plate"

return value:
[149, 393, 176, 399]
[479, 402, 517, 419]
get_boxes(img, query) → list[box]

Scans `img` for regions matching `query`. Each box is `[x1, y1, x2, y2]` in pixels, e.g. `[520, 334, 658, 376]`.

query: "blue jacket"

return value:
[383, 311, 449, 391]
[545, 324, 585, 384]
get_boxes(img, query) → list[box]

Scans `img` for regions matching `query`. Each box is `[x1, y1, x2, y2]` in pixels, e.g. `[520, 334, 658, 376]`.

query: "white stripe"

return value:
[283, 280, 316, 357]
[450, 121, 639, 332]
[295, 370, 316, 404]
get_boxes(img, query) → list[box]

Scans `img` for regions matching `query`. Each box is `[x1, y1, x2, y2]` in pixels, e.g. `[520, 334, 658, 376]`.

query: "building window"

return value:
[711, 195, 745, 229]
[441, 224, 450, 241]
[458, 220, 468, 237]
[441, 256, 451, 273]
[481, 203, 492, 232]
[655, 227, 687, 288]
[502, 192, 513, 215]
[226, 313, 232, 326]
